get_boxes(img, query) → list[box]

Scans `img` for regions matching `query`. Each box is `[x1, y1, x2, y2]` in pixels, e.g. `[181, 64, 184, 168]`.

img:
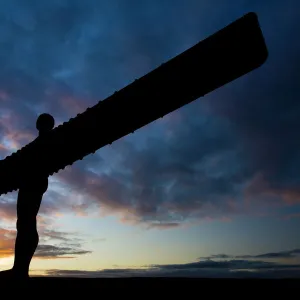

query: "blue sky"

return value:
[0, 0, 299, 278]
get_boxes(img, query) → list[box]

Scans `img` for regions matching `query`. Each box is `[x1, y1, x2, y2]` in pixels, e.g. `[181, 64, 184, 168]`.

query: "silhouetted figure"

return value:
[0, 113, 54, 280]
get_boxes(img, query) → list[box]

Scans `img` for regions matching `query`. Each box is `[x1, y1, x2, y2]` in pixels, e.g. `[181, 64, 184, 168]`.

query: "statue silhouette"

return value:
[0, 113, 54, 280]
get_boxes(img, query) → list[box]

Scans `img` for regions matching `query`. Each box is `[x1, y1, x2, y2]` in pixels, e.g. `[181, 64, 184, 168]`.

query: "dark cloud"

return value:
[55, 0, 300, 226]
[0, 0, 222, 128]
[0, 0, 300, 227]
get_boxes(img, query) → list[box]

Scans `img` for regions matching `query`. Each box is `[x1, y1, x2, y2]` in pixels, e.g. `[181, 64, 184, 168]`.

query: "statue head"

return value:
[36, 113, 55, 135]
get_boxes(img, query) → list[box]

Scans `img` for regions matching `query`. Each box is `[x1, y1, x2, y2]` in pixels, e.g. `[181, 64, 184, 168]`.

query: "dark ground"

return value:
[2, 277, 299, 295]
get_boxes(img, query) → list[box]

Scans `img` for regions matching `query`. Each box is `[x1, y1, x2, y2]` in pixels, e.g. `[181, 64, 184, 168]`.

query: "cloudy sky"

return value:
[0, 0, 299, 278]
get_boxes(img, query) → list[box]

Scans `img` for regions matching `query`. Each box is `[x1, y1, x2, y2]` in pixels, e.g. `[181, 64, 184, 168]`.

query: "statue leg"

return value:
[12, 216, 40, 278]
[13, 179, 48, 278]
[0, 177, 48, 279]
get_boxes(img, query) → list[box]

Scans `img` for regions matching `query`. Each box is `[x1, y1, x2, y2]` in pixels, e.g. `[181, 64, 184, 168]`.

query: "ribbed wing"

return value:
[0, 12, 268, 195]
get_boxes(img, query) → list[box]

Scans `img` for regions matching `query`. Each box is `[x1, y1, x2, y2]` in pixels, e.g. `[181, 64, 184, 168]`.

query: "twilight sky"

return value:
[0, 0, 300, 278]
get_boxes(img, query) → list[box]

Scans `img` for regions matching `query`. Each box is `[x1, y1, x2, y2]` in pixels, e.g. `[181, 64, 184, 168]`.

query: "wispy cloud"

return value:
[39, 248, 300, 278]
[45, 256, 300, 278]
[35, 244, 91, 259]
[0, 228, 15, 258]
[0, 226, 92, 260]
[200, 249, 300, 260]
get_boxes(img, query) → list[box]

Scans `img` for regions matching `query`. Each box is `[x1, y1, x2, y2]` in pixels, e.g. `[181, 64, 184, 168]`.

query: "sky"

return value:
[0, 0, 299, 278]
